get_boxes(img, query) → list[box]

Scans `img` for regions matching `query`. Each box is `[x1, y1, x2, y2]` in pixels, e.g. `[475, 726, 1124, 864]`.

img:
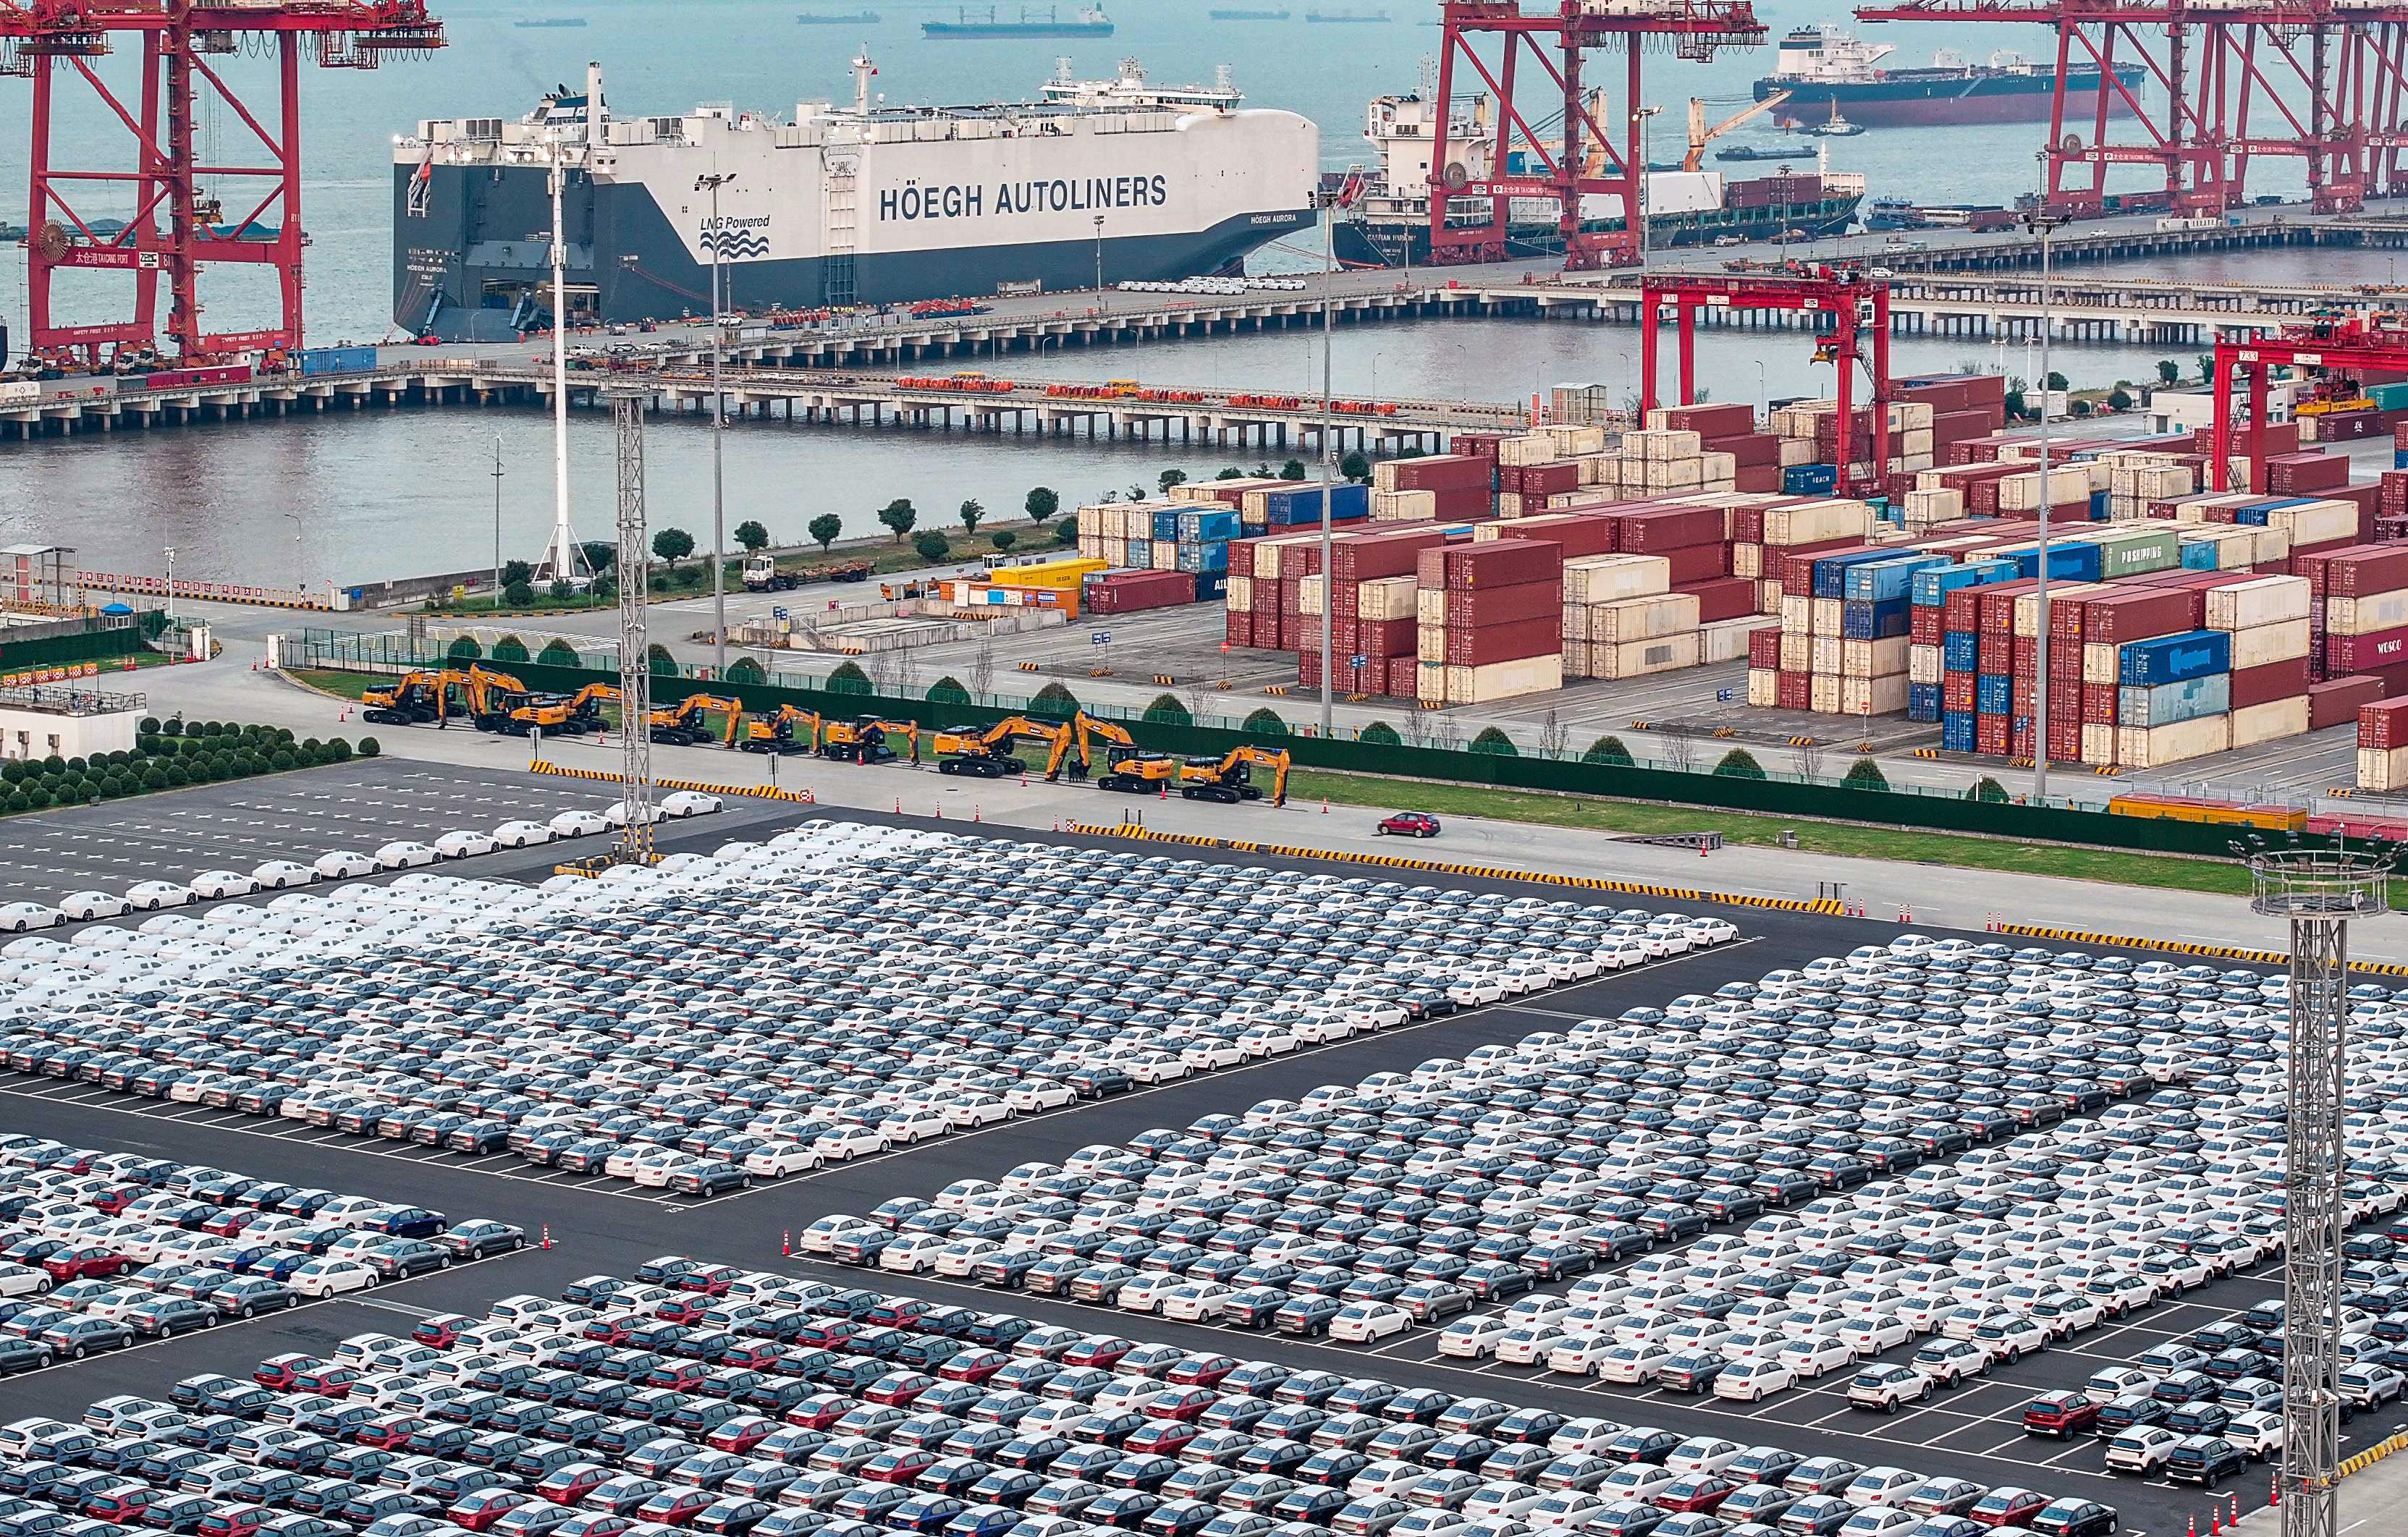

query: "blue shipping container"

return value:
[1975, 674, 2013, 716]
[1811, 549, 1903, 600]
[1175, 541, 1230, 574]
[1195, 572, 1228, 602]
[1150, 510, 1181, 541]
[2179, 539, 2221, 570]
[1177, 509, 1239, 543]
[2118, 628, 2231, 687]
[1940, 711, 1978, 753]
[2010, 542, 2103, 582]
[1783, 464, 1840, 495]
[1842, 554, 1950, 604]
[2396, 449, 2407, 470]
[296, 344, 378, 377]
[1909, 559, 2016, 608]
[2118, 672, 2231, 727]
[2088, 490, 2110, 520]
[1942, 632, 1979, 673]
[1906, 683, 1942, 723]
[1126, 538, 1153, 569]
[1261, 483, 1372, 526]
[1840, 598, 1911, 640]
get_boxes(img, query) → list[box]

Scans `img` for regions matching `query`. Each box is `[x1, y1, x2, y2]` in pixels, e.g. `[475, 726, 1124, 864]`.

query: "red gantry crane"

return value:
[2211, 313, 2408, 499]
[1636, 264, 1894, 498]
[1850, 0, 2408, 219]
[1424, 0, 1766, 271]
[1, 0, 444, 366]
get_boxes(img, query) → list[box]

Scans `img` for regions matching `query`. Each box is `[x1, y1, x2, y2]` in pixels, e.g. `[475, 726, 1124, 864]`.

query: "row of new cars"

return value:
[0, 1258, 2122, 1537]
[0, 823, 1733, 1195]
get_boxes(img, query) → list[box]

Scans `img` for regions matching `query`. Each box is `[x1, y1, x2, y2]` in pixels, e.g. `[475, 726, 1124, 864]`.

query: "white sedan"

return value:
[743, 1143, 824, 1178]
[1159, 1283, 1235, 1323]
[435, 830, 498, 860]
[1711, 1358, 1798, 1402]
[287, 1258, 379, 1298]
[1179, 1040, 1246, 1071]
[549, 810, 609, 838]
[249, 860, 317, 889]
[659, 791, 722, 817]
[1330, 1303, 1413, 1343]
[0, 902, 62, 933]
[57, 891, 128, 920]
[1437, 1316, 1513, 1360]
[494, 821, 555, 849]
[374, 841, 441, 870]
[1778, 1337, 1859, 1381]
[1836, 1316, 1917, 1356]
[0, 1263, 51, 1297]
[187, 871, 257, 900]
[812, 1125, 889, 1161]
[314, 850, 377, 879]
[1005, 1080, 1076, 1113]
[1686, 917, 1741, 946]
[944, 1095, 1010, 1129]
[124, 881, 195, 910]
[602, 803, 664, 827]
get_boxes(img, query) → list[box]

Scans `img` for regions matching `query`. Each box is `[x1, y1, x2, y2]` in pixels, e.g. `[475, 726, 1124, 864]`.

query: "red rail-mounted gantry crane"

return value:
[1, 0, 444, 365]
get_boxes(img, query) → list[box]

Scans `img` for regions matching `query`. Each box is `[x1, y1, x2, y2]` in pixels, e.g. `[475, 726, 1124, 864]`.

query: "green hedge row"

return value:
[0, 719, 376, 817]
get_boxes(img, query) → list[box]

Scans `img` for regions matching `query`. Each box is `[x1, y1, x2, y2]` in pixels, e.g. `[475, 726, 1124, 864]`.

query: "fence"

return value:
[289, 629, 2310, 863]
[0, 619, 148, 672]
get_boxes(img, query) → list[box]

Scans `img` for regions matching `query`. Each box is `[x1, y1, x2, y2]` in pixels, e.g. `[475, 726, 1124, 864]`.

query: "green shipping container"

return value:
[2092, 527, 2182, 578]
[2368, 381, 2408, 412]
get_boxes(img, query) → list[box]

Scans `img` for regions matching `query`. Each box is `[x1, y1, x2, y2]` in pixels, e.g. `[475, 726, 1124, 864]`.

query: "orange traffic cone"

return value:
[782, 1229, 791, 1256]
[933, 802, 942, 820]
[973, 805, 982, 823]
[540, 1224, 551, 1249]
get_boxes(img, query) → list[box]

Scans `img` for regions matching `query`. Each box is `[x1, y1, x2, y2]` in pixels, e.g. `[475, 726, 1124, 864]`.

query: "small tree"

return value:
[1583, 734, 1634, 766]
[2194, 354, 2214, 384]
[1030, 681, 1082, 717]
[1025, 486, 1060, 523]
[827, 660, 873, 695]
[1469, 726, 1518, 756]
[646, 642, 677, 676]
[1537, 708, 1569, 760]
[504, 580, 536, 608]
[1158, 469, 1188, 496]
[926, 675, 971, 705]
[726, 657, 766, 684]
[578, 541, 617, 577]
[492, 635, 530, 664]
[1142, 693, 1192, 726]
[1215, 467, 1245, 480]
[876, 499, 918, 544]
[1842, 756, 1891, 791]
[2156, 358, 2181, 386]
[358, 737, 381, 758]
[1243, 707, 1290, 737]
[1660, 724, 1699, 773]
[1279, 458, 1307, 482]
[1714, 747, 1767, 779]
[734, 520, 771, 553]
[1791, 737, 1827, 782]
[989, 530, 1018, 554]
[651, 527, 696, 568]
[503, 559, 534, 588]
[445, 636, 482, 663]
[808, 513, 843, 552]
[913, 530, 952, 564]
[957, 499, 985, 538]
[2106, 387, 2133, 412]
[1359, 721, 1401, 745]
[549, 580, 575, 602]
[538, 638, 580, 667]
[1968, 776, 2011, 803]
[1340, 450, 1371, 484]
[2045, 370, 2069, 392]
[1053, 518, 1079, 546]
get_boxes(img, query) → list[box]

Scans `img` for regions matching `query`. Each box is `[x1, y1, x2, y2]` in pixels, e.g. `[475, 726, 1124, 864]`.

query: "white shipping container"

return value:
[1546, 424, 1607, 456]
[2117, 716, 2233, 769]
[2229, 696, 2310, 749]
[1151, 542, 1178, 572]
[1777, 439, 1816, 467]
[1702, 452, 1736, 485]
[1372, 489, 1437, 521]
[1841, 674, 1910, 716]
[1447, 653, 1566, 702]
[1757, 578, 1783, 611]
[1297, 575, 1325, 617]
[2267, 499, 2357, 546]
[1495, 435, 1560, 467]
[2175, 527, 2255, 570]
[2228, 617, 2313, 667]
[1562, 554, 1673, 604]
[1639, 457, 1704, 491]
[2014, 583, 2103, 639]
[1898, 429, 1935, 458]
[1809, 635, 1842, 674]
[1905, 488, 1964, 524]
[1779, 593, 1815, 633]
[1810, 673, 1842, 714]
[1999, 465, 2094, 511]
[2329, 590, 2408, 635]
[1700, 617, 1765, 664]
[2244, 526, 2292, 565]
[1358, 575, 1420, 621]
[1416, 622, 1445, 665]
[1416, 660, 1446, 701]
[1780, 632, 1812, 672]
[1591, 593, 1702, 643]
[1763, 500, 1875, 546]
[2205, 573, 2314, 630]
[1227, 574, 1253, 612]
[1908, 643, 1944, 685]
[1746, 666, 1779, 707]
[1594, 633, 1699, 679]
[1497, 493, 1524, 518]
[1625, 428, 1704, 462]
[1841, 637, 1911, 679]
[2082, 721, 2119, 766]
[2082, 641, 2120, 686]
[2360, 745, 2408, 792]
[1732, 544, 1763, 579]
[1560, 606, 1592, 643]
[1810, 597, 1843, 637]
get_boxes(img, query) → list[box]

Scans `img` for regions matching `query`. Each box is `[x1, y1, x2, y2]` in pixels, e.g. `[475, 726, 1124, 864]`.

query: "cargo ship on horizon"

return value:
[1754, 27, 2144, 126]
[922, 5, 1112, 38]
[393, 55, 1312, 341]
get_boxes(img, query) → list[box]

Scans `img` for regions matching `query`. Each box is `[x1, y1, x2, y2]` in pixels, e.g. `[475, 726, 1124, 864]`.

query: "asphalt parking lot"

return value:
[0, 800, 2362, 1537]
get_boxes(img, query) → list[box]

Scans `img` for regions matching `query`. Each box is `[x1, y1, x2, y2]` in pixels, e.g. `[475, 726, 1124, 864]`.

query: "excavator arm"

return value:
[1073, 711, 1136, 779]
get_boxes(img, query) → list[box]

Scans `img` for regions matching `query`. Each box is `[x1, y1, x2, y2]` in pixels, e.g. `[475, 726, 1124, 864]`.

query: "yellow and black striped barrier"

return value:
[2093, 765, 2123, 776]
[525, 758, 816, 804]
[1264, 685, 1289, 696]
[1016, 661, 1042, 673]
[1994, 921, 2408, 977]
[1152, 674, 1177, 686]
[2341, 1430, 2408, 1478]
[1063, 821, 1846, 914]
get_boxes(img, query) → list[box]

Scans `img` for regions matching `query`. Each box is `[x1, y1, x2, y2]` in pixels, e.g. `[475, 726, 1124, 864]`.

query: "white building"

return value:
[0, 684, 143, 763]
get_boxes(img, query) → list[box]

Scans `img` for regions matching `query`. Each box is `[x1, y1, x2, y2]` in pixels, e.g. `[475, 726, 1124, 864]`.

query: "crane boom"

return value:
[1684, 92, 1790, 174]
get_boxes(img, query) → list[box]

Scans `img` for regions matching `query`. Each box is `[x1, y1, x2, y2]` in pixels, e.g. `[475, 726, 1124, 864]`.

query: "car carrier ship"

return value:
[392, 54, 1314, 340]
[1332, 90, 1863, 267]
[1754, 27, 2145, 127]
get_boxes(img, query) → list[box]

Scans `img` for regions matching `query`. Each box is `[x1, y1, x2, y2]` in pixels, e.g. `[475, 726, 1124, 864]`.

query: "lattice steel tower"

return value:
[610, 384, 656, 867]
[2248, 846, 2393, 1537]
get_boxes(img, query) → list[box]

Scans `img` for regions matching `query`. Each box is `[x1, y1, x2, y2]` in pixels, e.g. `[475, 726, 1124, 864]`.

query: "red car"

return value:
[863, 1300, 929, 1329]
[1374, 811, 1440, 839]
[42, 1245, 129, 1282]
[196, 1507, 268, 1537]
[640, 1361, 706, 1392]
[863, 1373, 936, 1407]
[535, 1465, 613, 1506]
[2022, 1392, 2100, 1438]
[939, 1350, 1010, 1384]
[355, 1414, 427, 1450]
[415, 1315, 476, 1348]
[795, 1322, 858, 1351]
[583, 1318, 635, 1346]
[1060, 1337, 1134, 1370]
[785, 1394, 859, 1431]
[1655, 1478, 1736, 1515]
[704, 1416, 781, 1455]
[289, 1365, 358, 1398]
[1141, 1389, 1217, 1423]
[1969, 1489, 2052, 1529]
[677, 1264, 740, 1295]
[1164, 1356, 1238, 1389]
[200, 1210, 261, 1239]
[652, 1297, 716, 1325]
[859, 1449, 938, 1486]
[448, 1491, 533, 1531]
[718, 1343, 787, 1373]
[634, 1490, 716, 1528]
[1121, 1422, 1199, 1457]
[90, 1185, 145, 1216]
[254, 1353, 322, 1390]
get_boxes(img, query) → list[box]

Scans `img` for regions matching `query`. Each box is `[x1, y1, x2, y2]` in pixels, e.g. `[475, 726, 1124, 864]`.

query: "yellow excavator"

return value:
[1079, 714, 1178, 794]
[740, 704, 823, 755]
[648, 693, 746, 747]
[360, 669, 462, 727]
[819, 716, 922, 766]
[457, 666, 534, 732]
[930, 716, 1076, 779]
[1179, 745, 1290, 807]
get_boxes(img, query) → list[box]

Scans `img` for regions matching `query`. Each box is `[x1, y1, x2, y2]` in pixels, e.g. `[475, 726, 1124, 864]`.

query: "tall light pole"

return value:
[1632, 105, 1664, 265]
[1094, 215, 1106, 309]
[696, 169, 737, 680]
[2024, 206, 2067, 801]
[164, 546, 174, 622]
[1318, 187, 1337, 739]
[491, 436, 504, 606]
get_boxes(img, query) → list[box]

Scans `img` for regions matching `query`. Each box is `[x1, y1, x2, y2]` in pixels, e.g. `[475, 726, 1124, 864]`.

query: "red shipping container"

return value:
[1774, 540, 1880, 590]
[1660, 402, 1754, 436]
[1977, 632, 2013, 674]
[1735, 464, 1786, 494]
[1492, 512, 1622, 558]
[1521, 462, 1581, 496]
[1387, 656, 1419, 697]
[1941, 672, 1977, 713]
[1977, 580, 2040, 634]
[1662, 542, 1731, 585]
[2265, 452, 2349, 494]
[2082, 681, 2119, 723]
[1432, 487, 1495, 521]
[1443, 617, 1560, 666]
[1748, 627, 1783, 668]
[1777, 671, 1812, 710]
[1359, 617, 1416, 658]
[2011, 635, 2039, 674]
[1387, 454, 1492, 492]
[1706, 432, 1782, 468]
[2383, 469, 2408, 512]
[1225, 611, 1256, 648]
[1909, 606, 1944, 645]
[1613, 507, 1724, 553]
[2330, 624, 2408, 673]
[2361, 697, 2408, 748]
[2315, 674, 2386, 729]
[1419, 539, 1565, 591]
[2230, 656, 2312, 709]
[2082, 588, 2200, 645]
[1729, 507, 1767, 543]
[1330, 527, 1453, 582]
[1273, 543, 1322, 580]
[2325, 545, 2408, 598]
[1682, 577, 1757, 623]
[1436, 580, 1559, 628]
[2048, 714, 2084, 763]
[2047, 596, 2090, 645]
[1945, 438, 2009, 466]
[1976, 713, 2011, 755]
[1277, 578, 1304, 617]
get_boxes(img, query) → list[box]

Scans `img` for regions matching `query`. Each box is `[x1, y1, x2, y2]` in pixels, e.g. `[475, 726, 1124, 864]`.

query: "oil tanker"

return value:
[393, 56, 1313, 340]
[1754, 27, 2144, 126]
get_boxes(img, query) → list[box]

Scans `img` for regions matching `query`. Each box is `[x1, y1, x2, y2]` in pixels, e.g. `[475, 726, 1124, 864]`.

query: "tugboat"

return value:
[1809, 100, 1864, 137]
